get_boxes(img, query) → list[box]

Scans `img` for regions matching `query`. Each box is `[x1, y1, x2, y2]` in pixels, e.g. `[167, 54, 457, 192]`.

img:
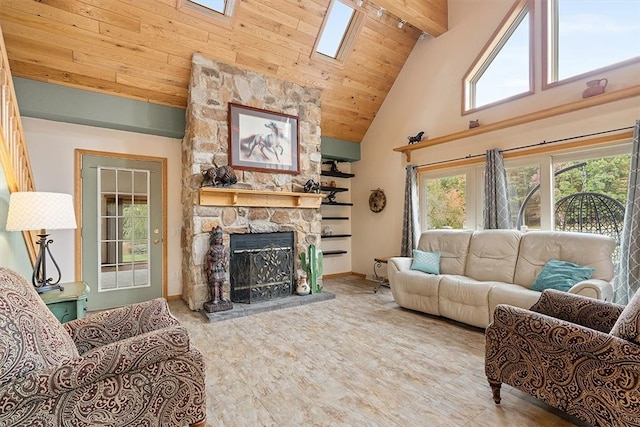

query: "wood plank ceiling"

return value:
[0, 0, 447, 143]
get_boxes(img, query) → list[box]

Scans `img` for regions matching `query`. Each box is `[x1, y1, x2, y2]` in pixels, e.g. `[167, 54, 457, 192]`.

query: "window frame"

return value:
[419, 165, 482, 231]
[542, 0, 640, 90]
[418, 141, 632, 233]
[461, 0, 535, 114]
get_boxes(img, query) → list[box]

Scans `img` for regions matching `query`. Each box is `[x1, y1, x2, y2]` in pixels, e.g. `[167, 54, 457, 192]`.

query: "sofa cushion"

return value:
[611, 290, 640, 344]
[389, 269, 442, 316]
[438, 275, 495, 328]
[488, 284, 543, 320]
[513, 231, 615, 287]
[530, 259, 595, 292]
[411, 250, 440, 274]
[464, 230, 521, 283]
[0, 268, 79, 389]
[417, 230, 473, 275]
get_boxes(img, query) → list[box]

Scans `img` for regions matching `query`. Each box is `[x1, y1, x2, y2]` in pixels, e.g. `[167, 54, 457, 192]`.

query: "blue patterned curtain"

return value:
[484, 148, 511, 229]
[401, 165, 420, 257]
[615, 120, 640, 305]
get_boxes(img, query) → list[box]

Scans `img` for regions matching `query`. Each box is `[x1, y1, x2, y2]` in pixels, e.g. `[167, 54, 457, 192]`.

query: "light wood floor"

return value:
[170, 276, 589, 427]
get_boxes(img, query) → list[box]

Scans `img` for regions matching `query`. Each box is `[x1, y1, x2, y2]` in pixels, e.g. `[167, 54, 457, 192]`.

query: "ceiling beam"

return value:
[373, 0, 448, 37]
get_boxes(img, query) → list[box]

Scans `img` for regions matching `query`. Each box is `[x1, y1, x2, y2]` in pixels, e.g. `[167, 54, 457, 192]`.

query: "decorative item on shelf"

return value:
[203, 225, 233, 313]
[300, 244, 323, 294]
[303, 179, 321, 193]
[469, 119, 480, 129]
[296, 274, 310, 295]
[322, 226, 333, 236]
[408, 131, 424, 145]
[201, 165, 237, 187]
[369, 188, 387, 213]
[582, 78, 608, 98]
[329, 160, 341, 174]
[5, 192, 77, 293]
[326, 190, 338, 204]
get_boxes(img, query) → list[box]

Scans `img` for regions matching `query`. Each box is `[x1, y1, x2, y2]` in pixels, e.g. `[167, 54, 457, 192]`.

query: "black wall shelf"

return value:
[321, 170, 355, 178]
[320, 186, 348, 192]
[320, 158, 353, 260]
[323, 250, 348, 256]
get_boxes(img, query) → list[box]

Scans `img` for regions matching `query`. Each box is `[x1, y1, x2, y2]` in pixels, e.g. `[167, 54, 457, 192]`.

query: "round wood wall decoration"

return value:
[369, 188, 386, 213]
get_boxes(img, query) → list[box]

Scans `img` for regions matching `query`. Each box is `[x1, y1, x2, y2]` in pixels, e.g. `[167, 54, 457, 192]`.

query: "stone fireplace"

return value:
[181, 53, 323, 311]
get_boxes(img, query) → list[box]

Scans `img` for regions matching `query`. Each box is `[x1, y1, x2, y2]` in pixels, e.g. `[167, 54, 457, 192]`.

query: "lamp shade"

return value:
[6, 192, 77, 231]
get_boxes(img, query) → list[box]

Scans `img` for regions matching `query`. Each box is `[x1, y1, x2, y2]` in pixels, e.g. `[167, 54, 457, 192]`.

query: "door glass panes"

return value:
[98, 167, 151, 291]
[551, 0, 640, 82]
[506, 164, 541, 229]
[316, 0, 355, 58]
[425, 175, 466, 229]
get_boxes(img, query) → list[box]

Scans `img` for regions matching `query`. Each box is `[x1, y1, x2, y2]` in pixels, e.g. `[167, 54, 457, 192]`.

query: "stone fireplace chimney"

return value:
[181, 53, 323, 310]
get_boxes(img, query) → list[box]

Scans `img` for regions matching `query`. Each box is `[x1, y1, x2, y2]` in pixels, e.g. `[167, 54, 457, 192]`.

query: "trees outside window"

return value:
[420, 144, 631, 236]
[425, 175, 467, 229]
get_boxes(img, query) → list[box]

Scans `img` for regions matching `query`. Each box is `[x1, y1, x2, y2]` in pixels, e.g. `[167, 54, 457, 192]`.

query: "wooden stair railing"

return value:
[0, 23, 38, 263]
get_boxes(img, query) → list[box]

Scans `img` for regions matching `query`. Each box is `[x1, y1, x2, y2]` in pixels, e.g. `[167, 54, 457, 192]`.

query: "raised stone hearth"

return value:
[181, 53, 323, 311]
[201, 291, 336, 322]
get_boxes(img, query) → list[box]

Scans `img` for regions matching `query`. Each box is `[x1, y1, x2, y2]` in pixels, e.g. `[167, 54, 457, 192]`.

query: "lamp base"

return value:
[36, 284, 64, 294]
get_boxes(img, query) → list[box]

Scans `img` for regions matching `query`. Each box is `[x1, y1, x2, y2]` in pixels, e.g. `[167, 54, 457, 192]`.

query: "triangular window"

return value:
[463, 0, 533, 112]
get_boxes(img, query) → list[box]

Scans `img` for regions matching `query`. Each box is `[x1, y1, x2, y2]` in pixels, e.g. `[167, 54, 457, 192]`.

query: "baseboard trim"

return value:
[166, 294, 183, 302]
[323, 272, 365, 279]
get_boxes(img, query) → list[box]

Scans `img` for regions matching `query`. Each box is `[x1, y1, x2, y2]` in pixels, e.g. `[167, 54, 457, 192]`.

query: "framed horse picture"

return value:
[228, 103, 300, 174]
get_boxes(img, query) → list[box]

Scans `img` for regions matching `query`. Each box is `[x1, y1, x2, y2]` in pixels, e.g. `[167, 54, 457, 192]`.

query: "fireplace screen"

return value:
[230, 232, 294, 304]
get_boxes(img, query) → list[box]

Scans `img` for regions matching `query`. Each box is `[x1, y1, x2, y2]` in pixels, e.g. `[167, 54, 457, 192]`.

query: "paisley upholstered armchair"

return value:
[486, 288, 640, 427]
[0, 267, 206, 426]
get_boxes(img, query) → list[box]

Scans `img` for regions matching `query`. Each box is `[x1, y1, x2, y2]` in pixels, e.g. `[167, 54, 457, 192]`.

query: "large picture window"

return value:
[419, 143, 631, 244]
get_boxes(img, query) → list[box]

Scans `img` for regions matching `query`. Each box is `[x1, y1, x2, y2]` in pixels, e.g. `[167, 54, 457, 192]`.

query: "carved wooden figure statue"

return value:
[203, 226, 233, 313]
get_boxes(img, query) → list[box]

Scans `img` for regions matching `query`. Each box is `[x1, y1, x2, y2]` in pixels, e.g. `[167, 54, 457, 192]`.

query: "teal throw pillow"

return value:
[411, 250, 441, 275]
[531, 259, 595, 292]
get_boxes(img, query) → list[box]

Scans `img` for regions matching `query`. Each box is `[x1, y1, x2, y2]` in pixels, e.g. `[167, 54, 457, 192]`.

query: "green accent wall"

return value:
[13, 77, 362, 159]
[12, 78, 186, 139]
[321, 137, 361, 162]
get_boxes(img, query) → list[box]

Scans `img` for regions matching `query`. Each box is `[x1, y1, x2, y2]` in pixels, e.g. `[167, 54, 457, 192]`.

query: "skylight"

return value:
[316, 1, 356, 58]
[189, 0, 226, 14]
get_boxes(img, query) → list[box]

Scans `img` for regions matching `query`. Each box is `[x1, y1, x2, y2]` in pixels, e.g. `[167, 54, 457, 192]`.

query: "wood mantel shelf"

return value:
[199, 187, 325, 209]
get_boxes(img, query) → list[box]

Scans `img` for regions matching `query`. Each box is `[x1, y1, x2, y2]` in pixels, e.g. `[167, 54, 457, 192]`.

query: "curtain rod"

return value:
[415, 126, 634, 169]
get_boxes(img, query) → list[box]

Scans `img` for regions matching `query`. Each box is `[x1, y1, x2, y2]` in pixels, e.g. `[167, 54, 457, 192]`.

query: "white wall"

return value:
[351, 0, 640, 277]
[22, 118, 184, 297]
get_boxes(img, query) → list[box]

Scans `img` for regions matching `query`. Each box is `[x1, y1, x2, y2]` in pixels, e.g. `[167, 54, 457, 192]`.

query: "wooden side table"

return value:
[373, 256, 392, 293]
[40, 282, 89, 323]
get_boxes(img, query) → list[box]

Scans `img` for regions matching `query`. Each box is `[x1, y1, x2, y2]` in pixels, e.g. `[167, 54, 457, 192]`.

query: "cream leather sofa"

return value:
[388, 229, 616, 328]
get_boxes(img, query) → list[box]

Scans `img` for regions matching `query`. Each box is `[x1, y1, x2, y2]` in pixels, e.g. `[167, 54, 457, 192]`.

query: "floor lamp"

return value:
[5, 192, 77, 293]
